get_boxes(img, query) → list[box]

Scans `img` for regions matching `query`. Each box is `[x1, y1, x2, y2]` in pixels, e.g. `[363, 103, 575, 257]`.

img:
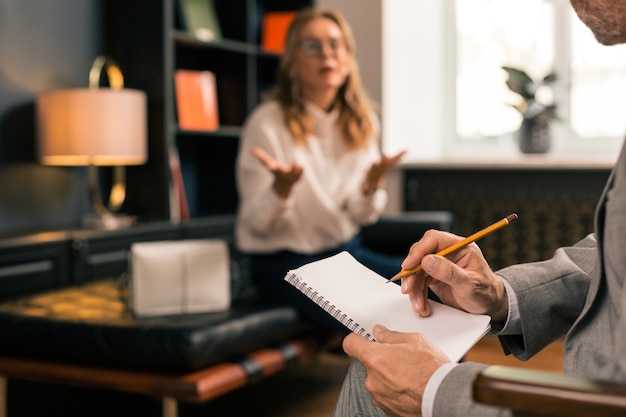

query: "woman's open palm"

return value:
[252, 147, 303, 199]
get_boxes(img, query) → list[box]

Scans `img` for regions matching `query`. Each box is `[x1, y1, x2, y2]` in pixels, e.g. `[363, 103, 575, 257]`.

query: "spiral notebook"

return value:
[284, 251, 491, 362]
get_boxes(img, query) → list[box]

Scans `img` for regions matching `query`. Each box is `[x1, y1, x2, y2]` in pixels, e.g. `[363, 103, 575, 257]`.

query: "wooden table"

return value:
[0, 336, 321, 417]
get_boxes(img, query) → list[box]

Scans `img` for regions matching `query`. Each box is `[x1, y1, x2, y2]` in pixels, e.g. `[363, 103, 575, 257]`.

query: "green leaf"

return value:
[502, 66, 535, 99]
[542, 72, 557, 84]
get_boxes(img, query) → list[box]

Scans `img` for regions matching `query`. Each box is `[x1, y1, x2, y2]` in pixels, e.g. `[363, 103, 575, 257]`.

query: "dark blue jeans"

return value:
[248, 237, 437, 332]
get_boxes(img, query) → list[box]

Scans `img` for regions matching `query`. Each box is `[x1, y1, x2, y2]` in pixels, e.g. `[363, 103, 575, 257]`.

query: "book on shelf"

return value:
[174, 69, 219, 132]
[261, 11, 297, 54]
[168, 147, 190, 222]
[284, 251, 491, 362]
[178, 0, 222, 42]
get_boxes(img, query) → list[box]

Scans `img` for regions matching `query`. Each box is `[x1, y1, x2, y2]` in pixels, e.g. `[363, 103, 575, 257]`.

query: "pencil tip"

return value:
[387, 273, 402, 283]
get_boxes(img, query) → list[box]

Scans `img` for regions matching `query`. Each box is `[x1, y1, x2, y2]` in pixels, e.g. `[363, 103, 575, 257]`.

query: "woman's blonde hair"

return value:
[270, 8, 377, 149]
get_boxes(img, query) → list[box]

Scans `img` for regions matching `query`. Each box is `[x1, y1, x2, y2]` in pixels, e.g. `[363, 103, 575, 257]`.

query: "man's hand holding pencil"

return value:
[397, 214, 518, 320]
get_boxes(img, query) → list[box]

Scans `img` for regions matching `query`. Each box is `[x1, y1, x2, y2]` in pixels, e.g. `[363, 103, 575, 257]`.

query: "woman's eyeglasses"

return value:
[299, 37, 346, 56]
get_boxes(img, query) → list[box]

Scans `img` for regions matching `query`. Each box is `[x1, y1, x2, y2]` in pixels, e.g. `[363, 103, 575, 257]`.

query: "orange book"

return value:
[261, 11, 297, 54]
[174, 69, 219, 131]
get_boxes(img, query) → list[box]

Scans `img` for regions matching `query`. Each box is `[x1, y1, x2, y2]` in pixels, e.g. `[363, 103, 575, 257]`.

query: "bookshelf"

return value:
[103, 0, 312, 222]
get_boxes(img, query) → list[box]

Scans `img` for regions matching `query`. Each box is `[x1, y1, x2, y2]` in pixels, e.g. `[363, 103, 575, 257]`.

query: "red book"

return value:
[169, 148, 190, 221]
[174, 70, 219, 131]
[261, 11, 297, 54]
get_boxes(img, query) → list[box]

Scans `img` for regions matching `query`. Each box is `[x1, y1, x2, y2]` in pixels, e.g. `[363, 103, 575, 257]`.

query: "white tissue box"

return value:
[130, 239, 230, 317]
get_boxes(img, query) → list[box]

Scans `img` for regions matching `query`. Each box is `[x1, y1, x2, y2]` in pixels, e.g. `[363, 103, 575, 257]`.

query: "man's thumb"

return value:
[373, 324, 411, 344]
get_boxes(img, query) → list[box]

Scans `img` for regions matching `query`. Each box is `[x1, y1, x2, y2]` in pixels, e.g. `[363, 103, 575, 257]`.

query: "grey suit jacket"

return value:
[434, 144, 626, 416]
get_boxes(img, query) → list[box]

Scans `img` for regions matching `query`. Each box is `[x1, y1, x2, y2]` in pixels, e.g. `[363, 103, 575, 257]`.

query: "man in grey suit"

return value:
[332, 1, 626, 416]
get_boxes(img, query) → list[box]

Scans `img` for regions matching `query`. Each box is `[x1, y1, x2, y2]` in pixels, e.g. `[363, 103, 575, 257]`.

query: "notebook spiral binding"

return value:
[285, 273, 374, 341]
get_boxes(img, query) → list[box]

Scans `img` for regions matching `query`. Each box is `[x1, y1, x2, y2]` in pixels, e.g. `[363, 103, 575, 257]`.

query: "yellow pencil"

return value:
[387, 213, 519, 283]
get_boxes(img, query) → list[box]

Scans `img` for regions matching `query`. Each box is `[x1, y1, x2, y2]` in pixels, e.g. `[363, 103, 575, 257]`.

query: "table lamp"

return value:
[36, 56, 147, 229]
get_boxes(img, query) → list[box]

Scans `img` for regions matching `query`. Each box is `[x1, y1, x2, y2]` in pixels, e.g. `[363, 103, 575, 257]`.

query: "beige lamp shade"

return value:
[37, 88, 147, 166]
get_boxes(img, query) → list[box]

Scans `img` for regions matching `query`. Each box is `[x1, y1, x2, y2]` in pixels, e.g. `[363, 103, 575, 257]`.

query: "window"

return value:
[454, 0, 626, 153]
[569, 9, 626, 139]
[456, 0, 553, 141]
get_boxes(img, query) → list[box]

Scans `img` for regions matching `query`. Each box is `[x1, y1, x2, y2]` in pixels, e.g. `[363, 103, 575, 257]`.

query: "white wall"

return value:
[316, 0, 383, 106]
[316, 1, 447, 212]
[316, 0, 447, 162]
[381, 1, 447, 160]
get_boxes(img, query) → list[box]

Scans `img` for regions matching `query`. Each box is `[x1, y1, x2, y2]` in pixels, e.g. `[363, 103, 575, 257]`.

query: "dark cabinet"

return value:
[70, 222, 183, 283]
[0, 233, 72, 301]
[0, 216, 236, 300]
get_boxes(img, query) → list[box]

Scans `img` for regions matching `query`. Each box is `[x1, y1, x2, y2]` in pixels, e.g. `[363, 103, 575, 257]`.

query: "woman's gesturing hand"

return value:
[252, 147, 304, 199]
[362, 150, 406, 194]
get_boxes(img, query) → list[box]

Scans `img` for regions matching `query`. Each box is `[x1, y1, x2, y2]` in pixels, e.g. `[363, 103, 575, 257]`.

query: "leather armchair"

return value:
[473, 365, 626, 417]
[360, 211, 457, 255]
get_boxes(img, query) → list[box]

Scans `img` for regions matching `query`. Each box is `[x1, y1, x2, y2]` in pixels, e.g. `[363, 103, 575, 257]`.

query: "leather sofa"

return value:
[0, 211, 456, 415]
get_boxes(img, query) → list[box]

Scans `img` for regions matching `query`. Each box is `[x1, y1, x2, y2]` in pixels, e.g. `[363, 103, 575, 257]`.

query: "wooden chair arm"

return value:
[473, 365, 626, 417]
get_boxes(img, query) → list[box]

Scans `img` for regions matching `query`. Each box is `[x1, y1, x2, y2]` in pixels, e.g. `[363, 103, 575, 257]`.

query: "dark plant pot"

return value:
[518, 118, 551, 154]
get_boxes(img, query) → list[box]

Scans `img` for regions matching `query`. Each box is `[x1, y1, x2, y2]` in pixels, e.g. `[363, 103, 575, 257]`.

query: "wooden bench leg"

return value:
[0, 376, 6, 417]
[162, 396, 178, 417]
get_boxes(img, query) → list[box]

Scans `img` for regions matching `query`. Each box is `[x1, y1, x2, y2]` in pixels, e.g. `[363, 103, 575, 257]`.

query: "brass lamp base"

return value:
[82, 212, 137, 230]
[86, 164, 135, 230]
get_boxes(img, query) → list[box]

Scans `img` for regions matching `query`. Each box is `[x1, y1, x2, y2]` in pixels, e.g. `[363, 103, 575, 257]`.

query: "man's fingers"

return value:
[373, 325, 411, 344]
[344, 326, 420, 360]
[402, 230, 462, 271]
[421, 254, 466, 288]
[402, 275, 432, 316]
[342, 333, 369, 360]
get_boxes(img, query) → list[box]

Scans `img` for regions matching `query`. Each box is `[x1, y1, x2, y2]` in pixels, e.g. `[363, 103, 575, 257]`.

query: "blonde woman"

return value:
[235, 8, 405, 330]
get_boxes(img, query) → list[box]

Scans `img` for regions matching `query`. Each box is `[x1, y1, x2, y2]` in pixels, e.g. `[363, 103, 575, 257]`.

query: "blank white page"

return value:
[285, 251, 490, 362]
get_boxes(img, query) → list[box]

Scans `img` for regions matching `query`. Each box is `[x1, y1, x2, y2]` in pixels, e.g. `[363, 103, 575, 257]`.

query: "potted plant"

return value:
[502, 66, 558, 153]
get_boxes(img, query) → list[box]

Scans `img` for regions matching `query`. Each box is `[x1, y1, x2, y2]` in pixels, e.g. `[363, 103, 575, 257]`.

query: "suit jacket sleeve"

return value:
[434, 362, 511, 416]
[497, 234, 597, 360]
[434, 235, 597, 416]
